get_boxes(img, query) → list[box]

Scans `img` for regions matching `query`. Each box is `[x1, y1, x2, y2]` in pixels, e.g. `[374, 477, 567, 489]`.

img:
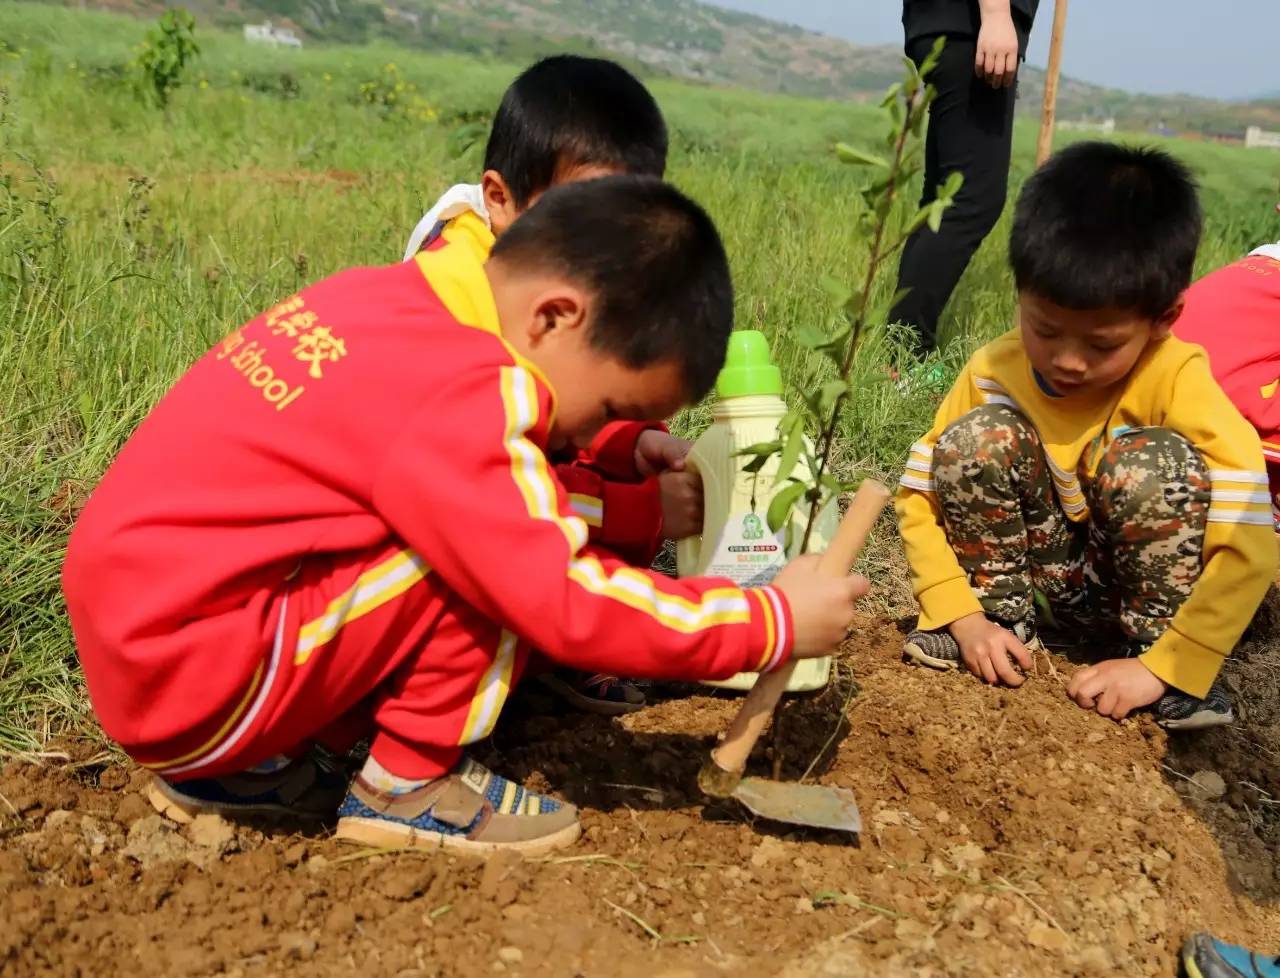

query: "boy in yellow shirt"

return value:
[896, 141, 1277, 730]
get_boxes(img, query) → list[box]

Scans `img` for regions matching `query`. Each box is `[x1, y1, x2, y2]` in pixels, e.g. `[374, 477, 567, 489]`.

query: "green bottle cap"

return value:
[716, 329, 784, 398]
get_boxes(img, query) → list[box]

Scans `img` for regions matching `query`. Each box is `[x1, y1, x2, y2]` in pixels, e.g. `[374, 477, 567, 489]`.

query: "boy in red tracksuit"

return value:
[1173, 238, 1280, 530]
[63, 176, 868, 855]
[404, 54, 700, 715]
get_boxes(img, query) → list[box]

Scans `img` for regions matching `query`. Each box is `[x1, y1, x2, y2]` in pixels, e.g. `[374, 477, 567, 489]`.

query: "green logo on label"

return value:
[742, 513, 765, 541]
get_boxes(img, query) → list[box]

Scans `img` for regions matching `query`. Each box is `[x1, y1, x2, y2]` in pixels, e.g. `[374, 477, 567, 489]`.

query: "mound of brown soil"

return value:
[3, 612, 1279, 977]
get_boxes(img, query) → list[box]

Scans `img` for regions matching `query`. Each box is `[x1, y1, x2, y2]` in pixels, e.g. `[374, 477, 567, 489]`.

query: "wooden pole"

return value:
[1036, 0, 1070, 166]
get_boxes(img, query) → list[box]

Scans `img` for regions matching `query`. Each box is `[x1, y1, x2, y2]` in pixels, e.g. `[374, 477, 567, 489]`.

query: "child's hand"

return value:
[659, 470, 703, 540]
[773, 555, 870, 658]
[1066, 657, 1167, 721]
[635, 430, 691, 477]
[948, 612, 1031, 687]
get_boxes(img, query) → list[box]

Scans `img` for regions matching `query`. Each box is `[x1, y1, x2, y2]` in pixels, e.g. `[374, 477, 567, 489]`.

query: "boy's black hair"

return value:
[491, 175, 732, 401]
[1009, 141, 1202, 318]
[483, 55, 668, 209]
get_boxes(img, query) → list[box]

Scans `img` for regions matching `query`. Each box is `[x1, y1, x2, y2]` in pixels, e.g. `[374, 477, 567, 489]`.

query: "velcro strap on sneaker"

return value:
[350, 774, 486, 830]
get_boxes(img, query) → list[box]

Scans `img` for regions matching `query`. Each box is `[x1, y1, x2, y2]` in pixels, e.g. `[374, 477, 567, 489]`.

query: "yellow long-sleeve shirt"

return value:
[895, 330, 1277, 698]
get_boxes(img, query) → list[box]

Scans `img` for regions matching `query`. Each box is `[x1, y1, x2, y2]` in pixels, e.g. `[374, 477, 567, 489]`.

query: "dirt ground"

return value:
[4, 604, 1280, 978]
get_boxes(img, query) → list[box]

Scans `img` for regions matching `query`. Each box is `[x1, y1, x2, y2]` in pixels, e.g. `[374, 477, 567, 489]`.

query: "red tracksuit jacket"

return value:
[1175, 253, 1280, 463]
[62, 217, 791, 751]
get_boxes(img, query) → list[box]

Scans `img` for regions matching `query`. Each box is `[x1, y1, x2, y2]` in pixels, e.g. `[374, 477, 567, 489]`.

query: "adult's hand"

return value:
[976, 2, 1020, 88]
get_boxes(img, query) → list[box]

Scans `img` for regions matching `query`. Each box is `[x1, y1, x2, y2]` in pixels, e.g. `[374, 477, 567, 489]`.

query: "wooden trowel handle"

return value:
[708, 479, 891, 778]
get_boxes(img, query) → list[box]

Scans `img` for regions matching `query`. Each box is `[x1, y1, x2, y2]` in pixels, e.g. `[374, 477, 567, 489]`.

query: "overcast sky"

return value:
[710, 1, 1279, 100]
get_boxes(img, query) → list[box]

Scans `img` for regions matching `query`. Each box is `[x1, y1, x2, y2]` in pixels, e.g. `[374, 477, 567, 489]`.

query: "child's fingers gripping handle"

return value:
[709, 480, 891, 777]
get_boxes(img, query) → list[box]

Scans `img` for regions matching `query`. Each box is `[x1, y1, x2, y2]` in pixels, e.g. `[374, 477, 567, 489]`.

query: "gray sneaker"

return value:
[903, 619, 1042, 671]
[903, 627, 962, 669]
[1120, 641, 1235, 731]
[1156, 680, 1234, 731]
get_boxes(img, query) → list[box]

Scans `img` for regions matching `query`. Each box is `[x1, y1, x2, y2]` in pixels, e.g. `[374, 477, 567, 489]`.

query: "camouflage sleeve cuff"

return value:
[915, 577, 984, 632]
[1138, 631, 1225, 700]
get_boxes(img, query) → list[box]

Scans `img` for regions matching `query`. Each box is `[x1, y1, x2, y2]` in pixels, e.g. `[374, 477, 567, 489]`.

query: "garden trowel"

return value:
[696, 479, 892, 835]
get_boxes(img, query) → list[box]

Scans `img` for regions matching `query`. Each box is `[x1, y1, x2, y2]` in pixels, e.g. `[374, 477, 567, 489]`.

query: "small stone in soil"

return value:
[1064, 850, 1090, 878]
[498, 946, 523, 964]
[281, 932, 318, 960]
[1077, 944, 1112, 974]
[1027, 924, 1069, 951]
[188, 814, 235, 850]
[750, 836, 788, 868]
[123, 815, 196, 868]
[326, 905, 356, 933]
[1189, 770, 1226, 800]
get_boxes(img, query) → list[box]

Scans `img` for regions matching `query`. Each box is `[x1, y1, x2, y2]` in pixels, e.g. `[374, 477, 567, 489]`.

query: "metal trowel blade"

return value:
[733, 777, 862, 833]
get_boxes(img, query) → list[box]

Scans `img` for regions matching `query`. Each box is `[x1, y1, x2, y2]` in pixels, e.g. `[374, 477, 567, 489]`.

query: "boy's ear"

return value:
[524, 285, 590, 347]
[1153, 293, 1186, 337]
[481, 170, 520, 235]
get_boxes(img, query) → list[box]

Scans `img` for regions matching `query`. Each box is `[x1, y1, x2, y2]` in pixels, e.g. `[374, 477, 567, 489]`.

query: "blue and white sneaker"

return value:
[1182, 933, 1280, 978]
[335, 757, 580, 856]
[147, 754, 347, 824]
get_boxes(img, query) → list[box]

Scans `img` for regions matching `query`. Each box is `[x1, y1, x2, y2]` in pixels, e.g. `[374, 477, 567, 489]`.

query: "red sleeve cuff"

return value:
[746, 586, 794, 673]
[598, 477, 664, 564]
[581, 421, 667, 481]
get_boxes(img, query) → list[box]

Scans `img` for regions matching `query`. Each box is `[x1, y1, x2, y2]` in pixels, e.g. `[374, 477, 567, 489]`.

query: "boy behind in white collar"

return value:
[406, 55, 703, 716]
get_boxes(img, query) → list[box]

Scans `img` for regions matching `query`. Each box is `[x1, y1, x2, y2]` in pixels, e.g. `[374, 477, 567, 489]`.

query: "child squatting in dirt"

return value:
[402, 54, 703, 717]
[61, 176, 869, 856]
[896, 141, 1277, 730]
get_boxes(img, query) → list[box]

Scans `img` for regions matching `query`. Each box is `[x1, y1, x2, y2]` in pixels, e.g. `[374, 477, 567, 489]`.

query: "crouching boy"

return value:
[63, 177, 867, 856]
[896, 142, 1277, 730]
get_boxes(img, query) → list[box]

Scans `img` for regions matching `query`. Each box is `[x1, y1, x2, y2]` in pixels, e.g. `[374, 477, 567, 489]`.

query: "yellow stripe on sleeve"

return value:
[499, 367, 589, 552]
[566, 557, 750, 633]
[496, 365, 750, 636]
[568, 493, 604, 528]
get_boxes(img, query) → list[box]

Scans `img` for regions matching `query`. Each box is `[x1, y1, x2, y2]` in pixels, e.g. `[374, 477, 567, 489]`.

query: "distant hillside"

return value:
[36, 0, 1280, 135]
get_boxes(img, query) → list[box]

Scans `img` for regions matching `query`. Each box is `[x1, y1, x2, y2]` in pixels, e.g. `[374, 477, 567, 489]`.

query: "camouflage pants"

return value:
[932, 404, 1210, 644]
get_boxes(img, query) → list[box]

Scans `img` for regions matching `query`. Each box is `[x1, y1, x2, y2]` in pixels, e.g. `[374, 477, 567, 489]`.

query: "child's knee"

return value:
[934, 404, 1036, 479]
[1095, 428, 1210, 524]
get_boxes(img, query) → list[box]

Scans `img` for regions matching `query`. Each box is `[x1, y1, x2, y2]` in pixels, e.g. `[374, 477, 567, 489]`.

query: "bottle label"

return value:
[704, 511, 787, 588]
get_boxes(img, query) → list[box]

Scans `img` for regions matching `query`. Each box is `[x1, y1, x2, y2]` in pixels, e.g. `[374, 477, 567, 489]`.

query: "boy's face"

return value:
[483, 162, 623, 236]
[1018, 291, 1181, 396]
[488, 263, 689, 450]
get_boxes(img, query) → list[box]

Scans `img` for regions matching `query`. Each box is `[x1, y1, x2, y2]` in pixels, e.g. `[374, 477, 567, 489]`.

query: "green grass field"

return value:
[1, 0, 1278, 752]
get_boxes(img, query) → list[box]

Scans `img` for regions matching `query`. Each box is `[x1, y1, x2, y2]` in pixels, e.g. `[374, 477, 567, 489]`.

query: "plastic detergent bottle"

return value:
[677, 330, 837, 692]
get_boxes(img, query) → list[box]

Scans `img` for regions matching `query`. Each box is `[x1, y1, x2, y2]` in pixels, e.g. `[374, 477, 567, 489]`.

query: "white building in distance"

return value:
[1057, 118, 1117, 135]
[244, 22, 303, 48]
[1245, 126, 1280, 150]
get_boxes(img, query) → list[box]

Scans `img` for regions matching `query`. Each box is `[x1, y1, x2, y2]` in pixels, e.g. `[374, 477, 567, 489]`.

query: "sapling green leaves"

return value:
[749, 35, 962, 550]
